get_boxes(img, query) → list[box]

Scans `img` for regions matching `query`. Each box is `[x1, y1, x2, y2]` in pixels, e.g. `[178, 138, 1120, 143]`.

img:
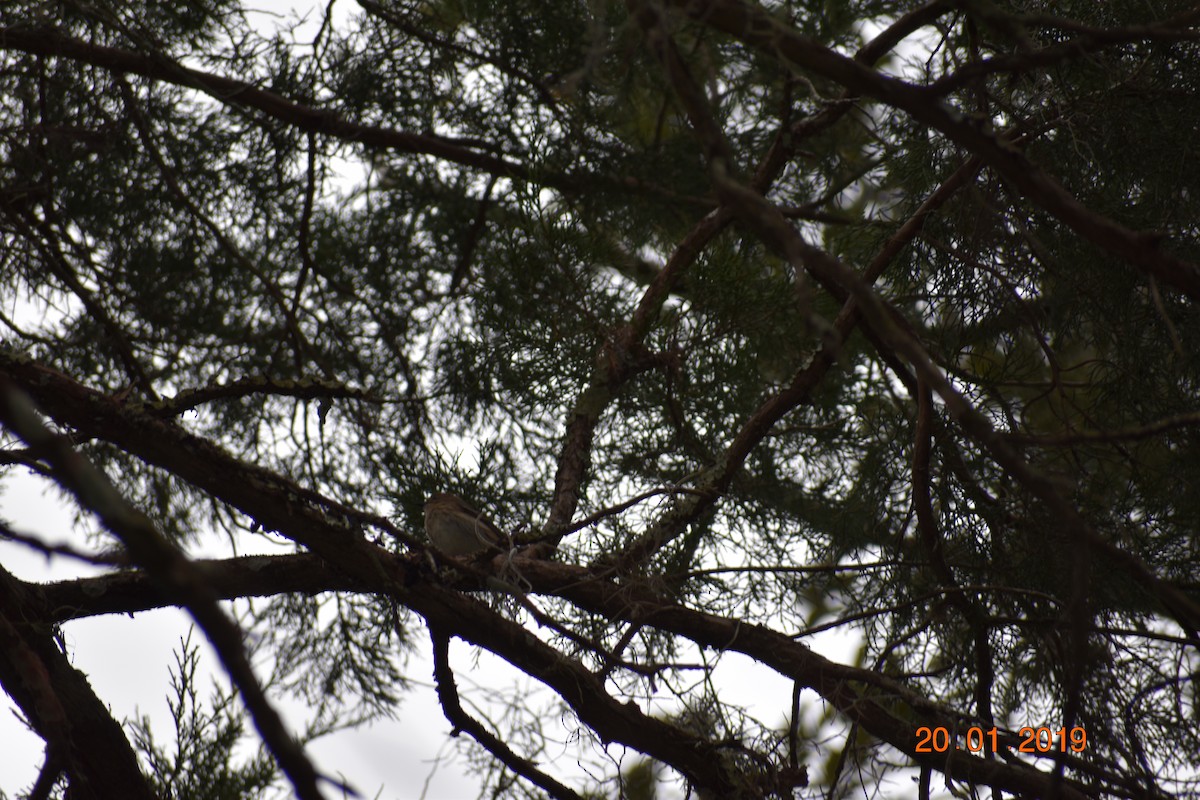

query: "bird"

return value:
[423, 492, 507, 556]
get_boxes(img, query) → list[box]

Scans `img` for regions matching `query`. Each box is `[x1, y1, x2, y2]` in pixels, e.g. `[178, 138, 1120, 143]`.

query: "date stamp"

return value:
[915, 726, 1087, 754]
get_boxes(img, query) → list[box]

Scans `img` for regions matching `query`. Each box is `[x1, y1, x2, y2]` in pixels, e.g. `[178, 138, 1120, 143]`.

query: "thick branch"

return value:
[0, 564, 158, 800]
[543, 0, 956, 548]
[665, 0, 1200, 301]
[0, 352, 1152, 798]
[0, 25, 524, 178]
[0, 380, 330, 800]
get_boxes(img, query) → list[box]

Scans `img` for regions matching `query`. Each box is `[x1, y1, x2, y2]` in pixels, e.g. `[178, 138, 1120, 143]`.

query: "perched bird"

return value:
[423, 492, 506, 556]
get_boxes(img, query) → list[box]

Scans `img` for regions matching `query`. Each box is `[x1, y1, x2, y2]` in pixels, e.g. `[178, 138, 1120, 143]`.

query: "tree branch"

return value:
[0, 564, 157, 799]
[0, 379, 331, 800]
[664, 0, 1200, 301]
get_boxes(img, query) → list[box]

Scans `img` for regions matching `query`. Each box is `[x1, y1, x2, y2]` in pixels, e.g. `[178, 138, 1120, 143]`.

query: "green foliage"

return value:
[130, 633, 278, 800]
[2, 0, 1200, 797]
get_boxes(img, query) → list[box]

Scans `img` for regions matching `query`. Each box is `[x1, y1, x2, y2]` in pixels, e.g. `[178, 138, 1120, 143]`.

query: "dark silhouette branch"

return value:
[0, 379, 332, 800]
[428, 626, 586, 800]
[665, 0, 1200, 301]
[0, 564, 158, 799]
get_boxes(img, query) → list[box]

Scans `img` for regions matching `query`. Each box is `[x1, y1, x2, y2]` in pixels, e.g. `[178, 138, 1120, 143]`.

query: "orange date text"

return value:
[914, 726, 1087, 754]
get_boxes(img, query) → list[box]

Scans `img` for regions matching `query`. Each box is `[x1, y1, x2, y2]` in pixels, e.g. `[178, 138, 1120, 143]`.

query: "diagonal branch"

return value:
[664, 0, 1200, 301]
[0, 25, 704, 207]
[622, 2, 1200, 635]
[428, 626, 586, 800]
[541, 2, 953, 548]
[607, 9, 985, 567]
[0, 352, 762, 794]
[927, 11, 1200, 95]
[0, 563, 157, 799]
[24, 540, 1142, 799]
[0, 350, 1156, 799]
[0, 379, 332, 800]
[0, 199, 156, 397]
[0, 25, 521, 175]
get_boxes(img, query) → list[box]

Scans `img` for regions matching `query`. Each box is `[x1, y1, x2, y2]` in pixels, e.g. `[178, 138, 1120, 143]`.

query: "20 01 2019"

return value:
[915, 726, 1087, 754]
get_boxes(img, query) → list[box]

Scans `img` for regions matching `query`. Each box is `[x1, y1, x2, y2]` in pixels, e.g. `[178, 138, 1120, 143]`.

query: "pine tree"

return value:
[1, 1, 1198, 797]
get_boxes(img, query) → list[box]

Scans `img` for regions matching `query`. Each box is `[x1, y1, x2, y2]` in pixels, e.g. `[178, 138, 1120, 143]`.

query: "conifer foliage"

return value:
[2, 1, 1199, 797]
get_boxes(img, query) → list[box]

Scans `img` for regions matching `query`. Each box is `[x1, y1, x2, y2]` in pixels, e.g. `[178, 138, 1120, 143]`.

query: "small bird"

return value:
[423, 492, 507, 556]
